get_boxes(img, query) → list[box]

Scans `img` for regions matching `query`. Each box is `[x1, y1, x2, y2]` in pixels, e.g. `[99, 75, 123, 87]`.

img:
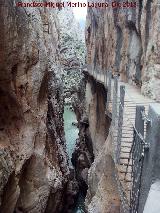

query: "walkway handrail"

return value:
[85, 65, 148, 213]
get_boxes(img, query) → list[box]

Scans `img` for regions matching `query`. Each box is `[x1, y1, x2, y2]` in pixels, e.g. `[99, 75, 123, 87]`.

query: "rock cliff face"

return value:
[84, 74, 120, 213]
[84, 0, 160, 211]
[86, 0, 160, 101]
[58, 7, 86, 68]
[84, 0, 160, 212]
[0, 1, 70, 212]
[58, 7, 86, 106]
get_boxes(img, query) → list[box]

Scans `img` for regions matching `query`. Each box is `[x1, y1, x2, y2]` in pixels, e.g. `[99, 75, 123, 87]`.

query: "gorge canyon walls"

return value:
[1, 0, 160, 212]
[83, 73, 120, 213]
[0, 1, 70, 212]
[84, 0, 160, 212]
[58, 7, 86, 107]
[86, 0, 160, 102]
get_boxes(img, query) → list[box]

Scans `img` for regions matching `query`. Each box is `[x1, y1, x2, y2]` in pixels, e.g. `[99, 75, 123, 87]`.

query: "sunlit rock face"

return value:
[86, 0, 160, 102]
[58, 7, 86, 68]
[0, 1, 70, 212]
[58, 7, 86, 106]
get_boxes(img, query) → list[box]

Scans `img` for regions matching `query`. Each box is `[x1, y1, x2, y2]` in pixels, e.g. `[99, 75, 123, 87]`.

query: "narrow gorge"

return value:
[0, 0, 160, 213]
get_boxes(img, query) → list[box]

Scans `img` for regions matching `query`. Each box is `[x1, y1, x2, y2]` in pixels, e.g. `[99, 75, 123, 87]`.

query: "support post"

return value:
[88, 64, 91, 74]
[131, 105, 145, 212]
[106, 71, 112, 111]
[135, 105, 145, 137]
[116, 85, 125, 164]
[138, 103, 160, 213]
[112, 75, 118, 126]
[106, 71, 108, 88]
[92, 64, 94, 76]
[95, 67, 97, 80]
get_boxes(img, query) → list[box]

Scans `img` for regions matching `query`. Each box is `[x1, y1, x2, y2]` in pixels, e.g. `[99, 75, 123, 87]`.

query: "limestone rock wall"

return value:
[86, 0, 160, 101]
[0, 1, 69, 212]
[58, 7, 86, 105]
[85, 78, 108, 156]
[71, 74, 94, 197]
[84, 75, 120, 212]
[58, 7, 86, 68]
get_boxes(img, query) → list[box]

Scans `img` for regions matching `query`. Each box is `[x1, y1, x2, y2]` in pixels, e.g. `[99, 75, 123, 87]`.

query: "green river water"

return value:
[63, 106, 79, 161]
[63, 106, 86, 213]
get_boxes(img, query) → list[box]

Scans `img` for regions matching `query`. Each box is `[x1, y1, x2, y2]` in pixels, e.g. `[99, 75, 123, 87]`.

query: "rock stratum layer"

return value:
[86, 0, 160, 101]
[0, 1, 70, 212]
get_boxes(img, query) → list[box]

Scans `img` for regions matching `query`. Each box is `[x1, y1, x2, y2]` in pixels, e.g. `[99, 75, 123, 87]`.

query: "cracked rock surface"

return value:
[86, 0, 160, 101]
[0, 1, 71, 212]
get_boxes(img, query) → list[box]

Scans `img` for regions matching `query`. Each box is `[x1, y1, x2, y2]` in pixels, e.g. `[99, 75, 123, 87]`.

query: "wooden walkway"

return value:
[85, 70, 155, 210]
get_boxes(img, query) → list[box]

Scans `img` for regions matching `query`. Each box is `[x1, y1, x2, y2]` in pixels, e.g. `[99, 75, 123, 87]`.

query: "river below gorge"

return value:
[63, 106, 86, 213]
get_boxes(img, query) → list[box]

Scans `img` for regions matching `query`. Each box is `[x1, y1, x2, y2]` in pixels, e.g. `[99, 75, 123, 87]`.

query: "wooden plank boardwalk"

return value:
[85, 70, 155, 209]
